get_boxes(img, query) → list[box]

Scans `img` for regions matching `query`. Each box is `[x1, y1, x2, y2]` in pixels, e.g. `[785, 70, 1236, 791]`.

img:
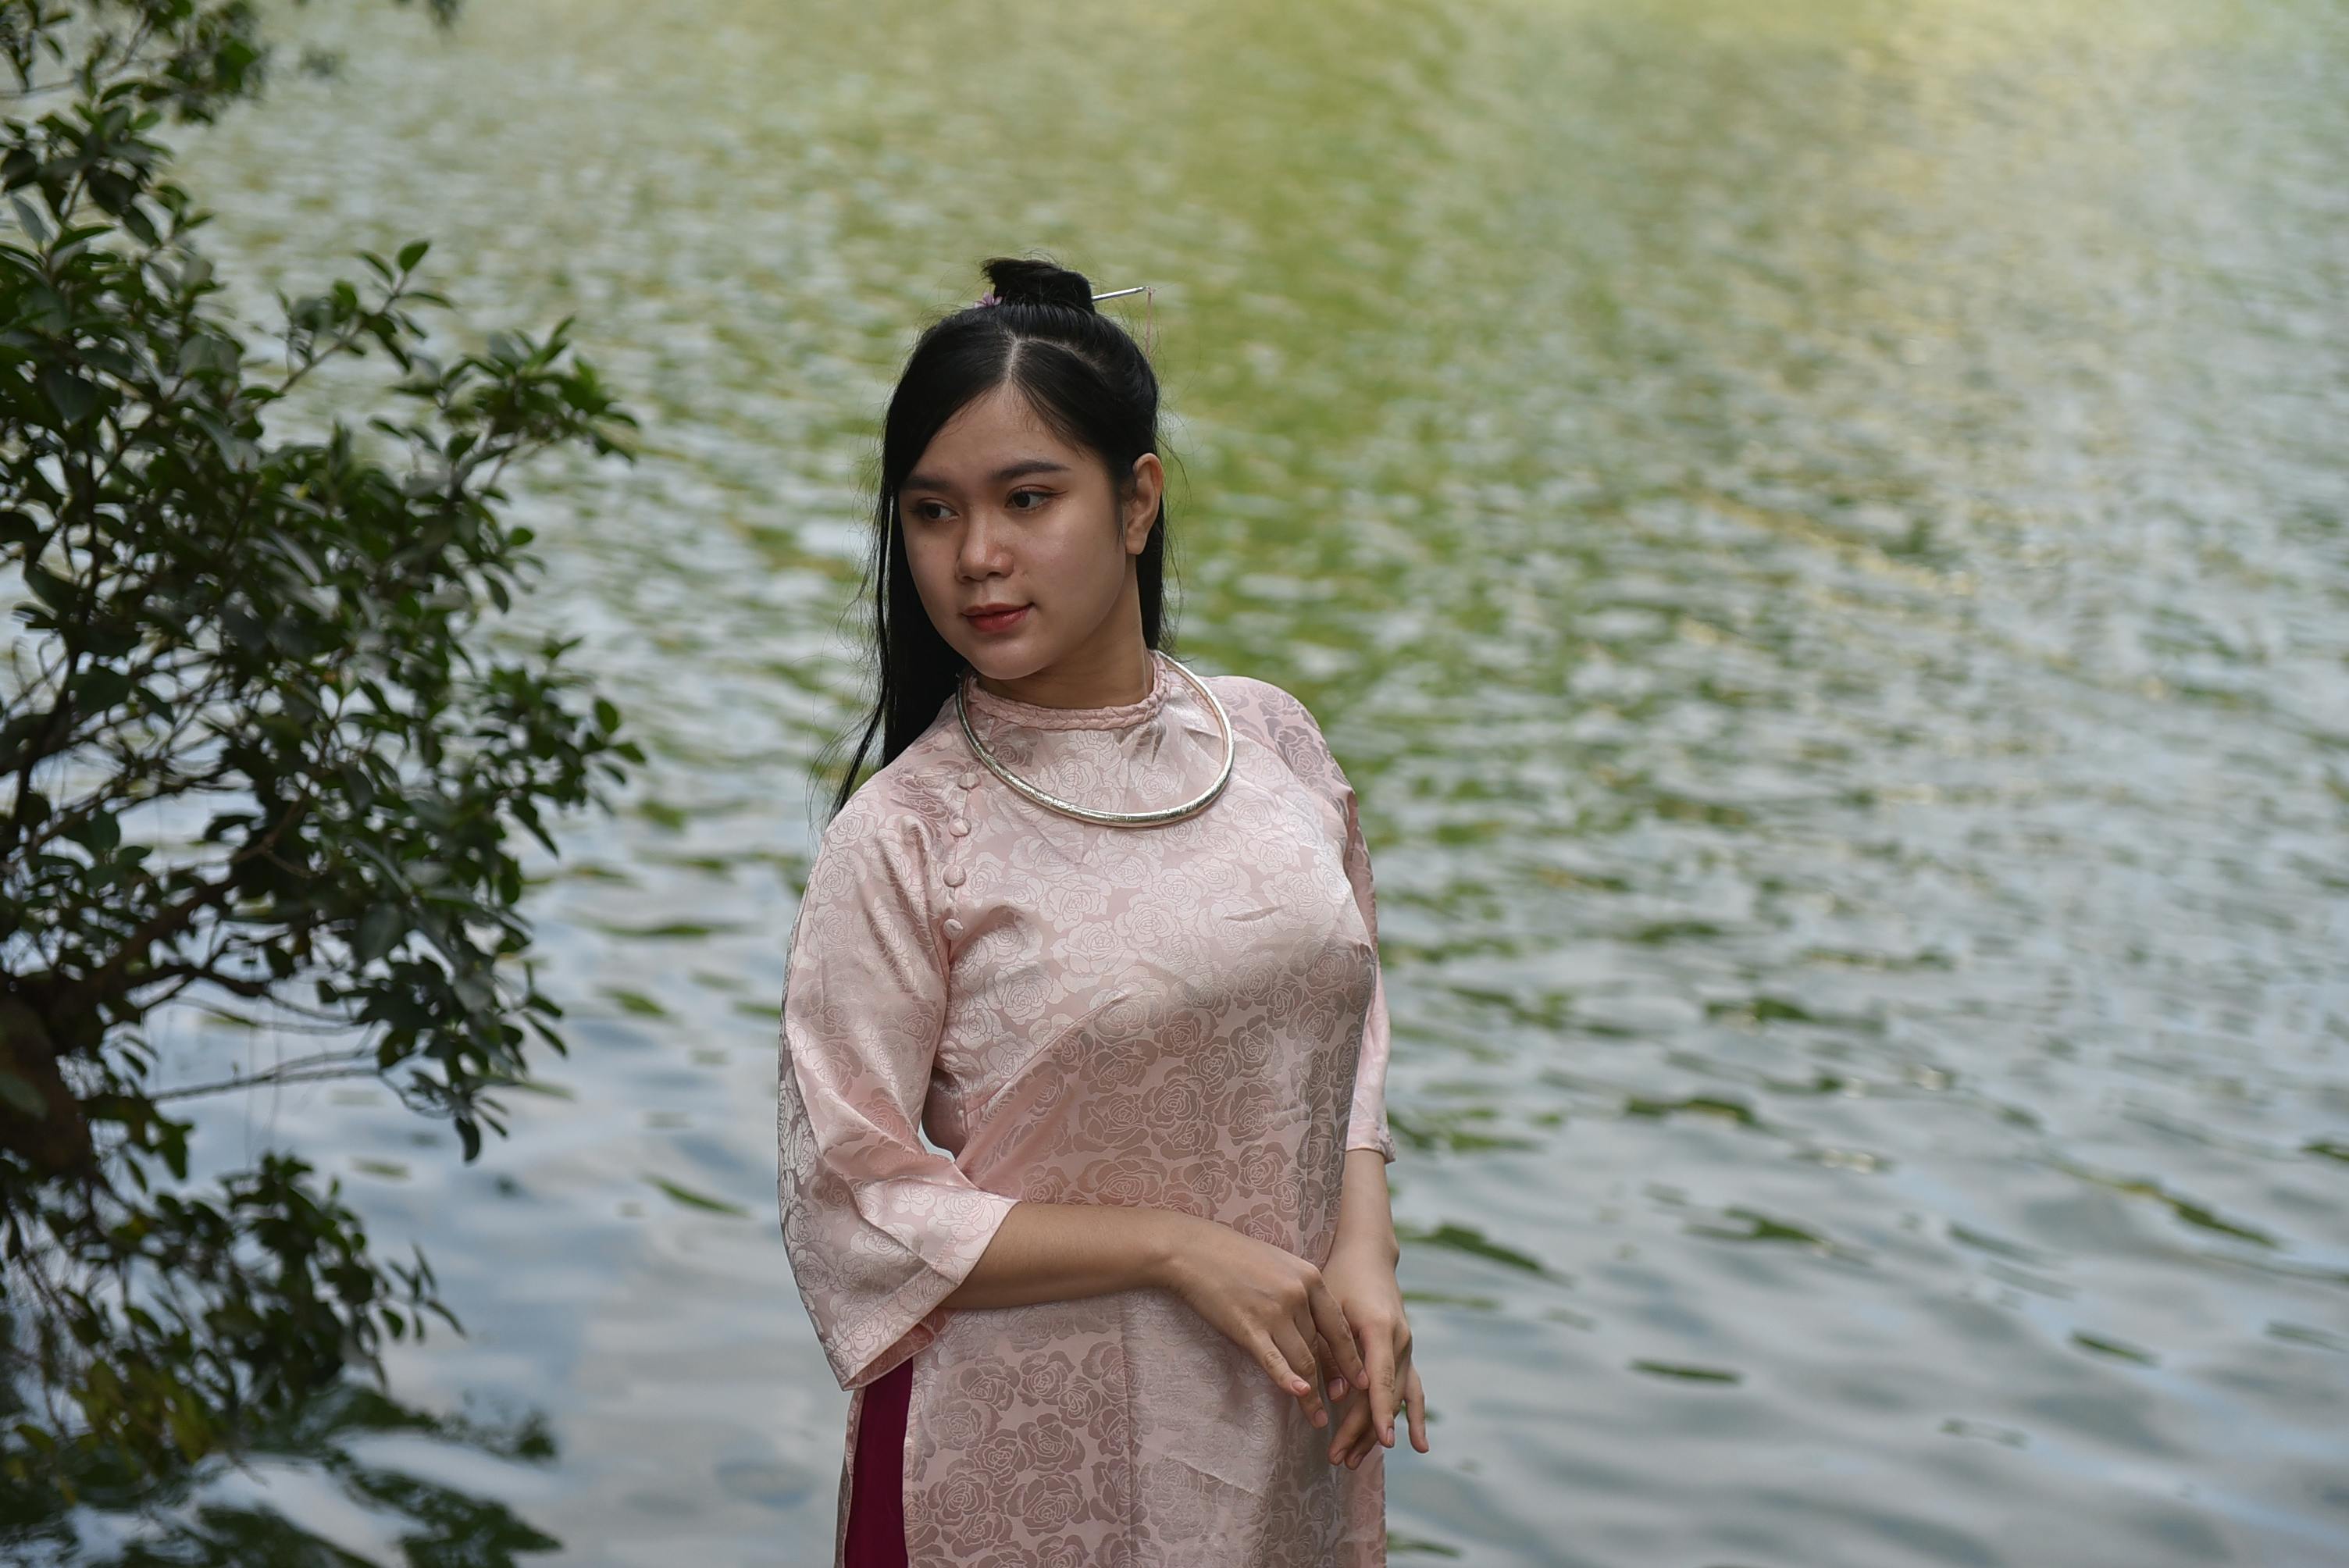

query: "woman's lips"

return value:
[965, 605, 1029, 634]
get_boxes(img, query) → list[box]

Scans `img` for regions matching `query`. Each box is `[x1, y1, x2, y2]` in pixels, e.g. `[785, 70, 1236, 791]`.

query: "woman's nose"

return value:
[958, 510, 1014, 576]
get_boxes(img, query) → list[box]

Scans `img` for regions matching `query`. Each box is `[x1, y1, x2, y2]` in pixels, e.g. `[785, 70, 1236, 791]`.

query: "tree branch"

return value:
[151, 1053, 380, 1103]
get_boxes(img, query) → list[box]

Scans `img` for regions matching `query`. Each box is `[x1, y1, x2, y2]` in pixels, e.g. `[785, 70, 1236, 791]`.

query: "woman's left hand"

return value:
[1317, 1238, 1429, 1468]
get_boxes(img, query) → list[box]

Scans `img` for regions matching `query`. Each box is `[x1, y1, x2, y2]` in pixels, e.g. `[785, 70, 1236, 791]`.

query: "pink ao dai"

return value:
[776, 649, 1399, 1566]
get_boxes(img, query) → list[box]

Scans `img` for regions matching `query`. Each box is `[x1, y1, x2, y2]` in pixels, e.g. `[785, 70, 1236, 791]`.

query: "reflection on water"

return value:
[62, 0, 2349, 1561]
[23, 1384, 557, 1566]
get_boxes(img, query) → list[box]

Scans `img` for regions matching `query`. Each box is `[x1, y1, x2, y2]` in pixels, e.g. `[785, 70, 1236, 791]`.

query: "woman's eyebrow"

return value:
[900, 458, 1072, 494]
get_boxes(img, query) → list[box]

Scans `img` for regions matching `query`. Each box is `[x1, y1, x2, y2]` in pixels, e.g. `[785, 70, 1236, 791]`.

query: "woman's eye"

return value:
[1011, 489, 1050, 510]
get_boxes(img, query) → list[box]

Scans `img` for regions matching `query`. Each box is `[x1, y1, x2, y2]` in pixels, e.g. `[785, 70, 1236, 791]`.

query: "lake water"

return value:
[58, 0, 2349, 1563]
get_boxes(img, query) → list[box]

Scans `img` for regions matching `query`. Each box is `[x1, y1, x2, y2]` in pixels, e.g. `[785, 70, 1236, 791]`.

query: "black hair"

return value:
[818, 255, 1176, 821]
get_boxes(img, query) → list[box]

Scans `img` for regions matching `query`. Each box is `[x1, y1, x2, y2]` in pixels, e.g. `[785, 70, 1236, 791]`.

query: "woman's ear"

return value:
[1122, 452, 1164, 554]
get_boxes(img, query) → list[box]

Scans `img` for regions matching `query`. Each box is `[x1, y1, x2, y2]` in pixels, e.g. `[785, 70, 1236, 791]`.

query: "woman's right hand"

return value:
[1155, 1214, 1371, 1430]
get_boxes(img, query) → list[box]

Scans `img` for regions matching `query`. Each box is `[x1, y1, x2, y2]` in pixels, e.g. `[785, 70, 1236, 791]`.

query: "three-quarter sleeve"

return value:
[775, 790, 1021, 1391]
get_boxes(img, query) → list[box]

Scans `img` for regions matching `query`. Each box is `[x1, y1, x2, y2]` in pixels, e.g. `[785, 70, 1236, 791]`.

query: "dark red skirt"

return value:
[843, 1354, 914, 1567]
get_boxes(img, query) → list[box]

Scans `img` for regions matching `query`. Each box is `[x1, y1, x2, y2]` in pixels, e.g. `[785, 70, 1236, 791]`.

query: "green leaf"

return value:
[355, 903, 406, 964]
[396, 239, 430, 272]
[37, 365, 96, 426]
[9, 194, 49, 241]
[174, 332, 242, 376]
[62, 808, 120, 854]
[23, 565, 74, 614]
[67, 667, 132, 715]
[0, 1071, 48, 1120]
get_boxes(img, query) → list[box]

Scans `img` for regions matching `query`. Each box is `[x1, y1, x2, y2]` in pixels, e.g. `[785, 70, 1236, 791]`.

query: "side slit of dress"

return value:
[843, 1354, 914, 1567]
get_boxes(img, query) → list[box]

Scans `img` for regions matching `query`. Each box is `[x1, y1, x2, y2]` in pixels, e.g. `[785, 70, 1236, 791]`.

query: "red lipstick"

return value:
[964, 604, 1029, 634]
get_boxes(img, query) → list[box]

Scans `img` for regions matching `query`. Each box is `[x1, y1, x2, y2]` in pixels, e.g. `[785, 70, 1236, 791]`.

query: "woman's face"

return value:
[898, 383, 1163, 690]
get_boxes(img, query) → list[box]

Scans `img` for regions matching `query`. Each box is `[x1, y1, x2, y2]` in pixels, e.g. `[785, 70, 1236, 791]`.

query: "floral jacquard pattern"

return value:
[778, 650, 1397, 1566]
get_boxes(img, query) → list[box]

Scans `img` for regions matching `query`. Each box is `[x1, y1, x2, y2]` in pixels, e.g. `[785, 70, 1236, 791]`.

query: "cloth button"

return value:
[950, 818, 970, 836]
[942, 866, 965, 887]
[957, 770, 979, 789]
[942, 917, 964, 939]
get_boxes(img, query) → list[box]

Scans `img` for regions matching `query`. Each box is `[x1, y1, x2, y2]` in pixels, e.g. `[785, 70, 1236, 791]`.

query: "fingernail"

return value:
[1328, 1377, 1346, 1400]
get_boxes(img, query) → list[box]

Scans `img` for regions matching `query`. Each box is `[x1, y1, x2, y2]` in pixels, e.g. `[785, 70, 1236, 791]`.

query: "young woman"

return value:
[776, 255, 1428, 1567]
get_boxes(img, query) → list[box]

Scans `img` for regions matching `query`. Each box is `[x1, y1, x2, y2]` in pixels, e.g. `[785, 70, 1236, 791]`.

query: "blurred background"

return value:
[91, 0, 2349, 1561]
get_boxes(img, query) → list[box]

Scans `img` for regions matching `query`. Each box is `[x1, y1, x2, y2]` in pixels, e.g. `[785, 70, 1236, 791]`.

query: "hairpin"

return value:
[974, 283, 1149, 308]
[971, 283, 1158, 355]
[1117, 284, 1158, 357]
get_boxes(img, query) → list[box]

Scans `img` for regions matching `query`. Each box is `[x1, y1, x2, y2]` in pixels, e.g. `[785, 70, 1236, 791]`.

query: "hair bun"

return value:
[981, 256, 1096, 313]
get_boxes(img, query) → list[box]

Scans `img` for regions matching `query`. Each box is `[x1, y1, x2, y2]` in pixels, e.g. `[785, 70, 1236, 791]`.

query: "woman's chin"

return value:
[957, 640, 1050, 683]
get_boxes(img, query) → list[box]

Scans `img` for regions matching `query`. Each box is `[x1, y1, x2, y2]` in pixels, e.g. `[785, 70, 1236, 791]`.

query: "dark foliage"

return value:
[0, 0, 640, 1514]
